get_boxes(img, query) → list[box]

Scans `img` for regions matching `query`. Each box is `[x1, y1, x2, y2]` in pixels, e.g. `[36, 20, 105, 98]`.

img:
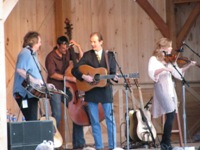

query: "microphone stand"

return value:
[111, 52, 132, 150]
[183, 43, 200, 59]
[30, 50, 52, 120]
[63, 76, 69, 149]
[166, 55, 189, 149]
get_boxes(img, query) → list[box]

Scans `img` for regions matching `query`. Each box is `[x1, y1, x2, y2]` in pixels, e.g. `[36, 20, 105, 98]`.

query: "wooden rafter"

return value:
[166, 0, 177, 48]
[136, 0, 200, 50]
[176, 3, 200, 47]
[136, 0, 170, 38]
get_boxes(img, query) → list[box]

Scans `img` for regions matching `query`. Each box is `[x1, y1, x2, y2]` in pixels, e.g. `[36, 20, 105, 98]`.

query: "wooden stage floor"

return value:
[60, 141, 200, 150]
[73, 141, 200, 150]
[118, 141, 200, 150]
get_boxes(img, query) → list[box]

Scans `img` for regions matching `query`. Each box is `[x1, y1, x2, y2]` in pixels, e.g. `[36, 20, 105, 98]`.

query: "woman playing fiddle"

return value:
[148, 37, 196, 150]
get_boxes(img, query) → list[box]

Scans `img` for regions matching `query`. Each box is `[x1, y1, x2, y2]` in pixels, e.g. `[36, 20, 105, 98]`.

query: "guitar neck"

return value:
[100, 73, 136, 80]
[130, 88, 137, 110]
[134, 79, 145, 111]
[138, 87, 145, 111]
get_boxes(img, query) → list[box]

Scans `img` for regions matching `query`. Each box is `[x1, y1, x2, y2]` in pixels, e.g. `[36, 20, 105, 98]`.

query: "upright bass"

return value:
[64, 18, 104, 126]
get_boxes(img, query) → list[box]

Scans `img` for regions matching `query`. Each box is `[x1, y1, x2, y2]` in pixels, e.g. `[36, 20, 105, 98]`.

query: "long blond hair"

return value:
[153, 37, 172, 61]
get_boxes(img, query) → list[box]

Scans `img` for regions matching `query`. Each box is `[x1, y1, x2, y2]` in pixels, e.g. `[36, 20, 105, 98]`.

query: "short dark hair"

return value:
[90, 32, 103, 41]
[57, 36, 69, 45]
[23, 31, 40, 48]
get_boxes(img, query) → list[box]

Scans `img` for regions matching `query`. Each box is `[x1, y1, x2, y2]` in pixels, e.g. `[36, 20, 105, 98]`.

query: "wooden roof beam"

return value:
[166, 0, 177, 48]
[176, 2, 200, 47]
[136, 0, 170, 38]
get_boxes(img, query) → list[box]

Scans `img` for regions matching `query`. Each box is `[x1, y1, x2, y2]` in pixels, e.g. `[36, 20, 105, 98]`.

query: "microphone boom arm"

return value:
[183, 43, 200, 59]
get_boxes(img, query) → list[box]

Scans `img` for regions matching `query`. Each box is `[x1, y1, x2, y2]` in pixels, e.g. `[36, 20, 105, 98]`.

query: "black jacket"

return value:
[71, 49, 117, 103]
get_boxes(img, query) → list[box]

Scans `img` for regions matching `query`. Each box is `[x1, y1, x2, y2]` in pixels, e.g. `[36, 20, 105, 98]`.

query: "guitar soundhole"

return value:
[93, 74, 100, 84]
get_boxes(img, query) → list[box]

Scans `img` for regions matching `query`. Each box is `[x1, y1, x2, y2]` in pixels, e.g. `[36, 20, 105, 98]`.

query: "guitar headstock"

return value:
[64, 18, 73, 40]
[125, 79, 132, 88]
[134, 78, 140, 89]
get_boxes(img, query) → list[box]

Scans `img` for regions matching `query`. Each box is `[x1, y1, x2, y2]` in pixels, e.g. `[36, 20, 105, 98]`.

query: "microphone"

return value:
[175, 46, 184, 53]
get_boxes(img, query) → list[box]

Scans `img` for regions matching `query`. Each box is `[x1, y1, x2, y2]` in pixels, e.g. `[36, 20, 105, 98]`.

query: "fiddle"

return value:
[164, 54, 200, 68]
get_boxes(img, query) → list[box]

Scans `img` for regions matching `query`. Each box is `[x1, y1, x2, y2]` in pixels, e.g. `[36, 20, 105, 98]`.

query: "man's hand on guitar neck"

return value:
[113, 73, 119, 82]
[82, 74, 94, 83]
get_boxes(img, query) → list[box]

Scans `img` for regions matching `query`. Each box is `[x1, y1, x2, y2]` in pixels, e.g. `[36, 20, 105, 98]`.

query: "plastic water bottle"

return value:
[12, 115, 17, 122]
[6, 110, 10, 122]
[22, 116, 26, 122]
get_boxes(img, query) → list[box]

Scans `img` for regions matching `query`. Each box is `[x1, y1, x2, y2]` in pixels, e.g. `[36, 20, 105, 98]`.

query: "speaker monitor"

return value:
[8, 120, 53, 150]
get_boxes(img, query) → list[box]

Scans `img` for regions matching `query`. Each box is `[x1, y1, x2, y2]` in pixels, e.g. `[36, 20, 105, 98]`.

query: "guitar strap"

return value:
[104, 50, 110, 74]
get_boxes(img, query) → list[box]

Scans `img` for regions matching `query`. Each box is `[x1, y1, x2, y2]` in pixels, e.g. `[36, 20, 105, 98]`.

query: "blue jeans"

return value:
[50, 94, 62, 127]
[87, 102, 116, 149]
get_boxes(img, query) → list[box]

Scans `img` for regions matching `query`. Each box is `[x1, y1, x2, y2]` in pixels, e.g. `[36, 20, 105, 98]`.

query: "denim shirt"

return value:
[13, 47, 42, 99]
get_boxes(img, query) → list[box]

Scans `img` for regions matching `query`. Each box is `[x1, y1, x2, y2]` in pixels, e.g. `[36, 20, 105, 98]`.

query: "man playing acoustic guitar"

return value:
[72, 32, 119, 150]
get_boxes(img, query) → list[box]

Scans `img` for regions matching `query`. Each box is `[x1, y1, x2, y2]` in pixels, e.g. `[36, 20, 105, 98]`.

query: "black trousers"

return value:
[15, 93, 38, 121]
[161, 110, 176, 146]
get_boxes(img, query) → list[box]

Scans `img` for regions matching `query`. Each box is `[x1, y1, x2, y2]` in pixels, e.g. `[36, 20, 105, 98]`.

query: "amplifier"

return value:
[7, 120, 53, 150]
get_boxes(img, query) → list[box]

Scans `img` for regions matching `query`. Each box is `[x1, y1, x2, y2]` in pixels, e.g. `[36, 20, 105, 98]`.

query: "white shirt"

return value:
[95, 49, 103, 60]
[148, 56, 183, 118]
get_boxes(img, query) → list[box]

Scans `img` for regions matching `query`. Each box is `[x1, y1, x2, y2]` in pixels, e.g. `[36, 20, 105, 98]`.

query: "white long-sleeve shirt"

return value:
[148, 56, 183, 118]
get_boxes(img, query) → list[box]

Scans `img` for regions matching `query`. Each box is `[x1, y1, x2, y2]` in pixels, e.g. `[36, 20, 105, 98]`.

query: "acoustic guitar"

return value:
[134, 79, 157, 143]
[76, 65, 139, 91]
[126, 79, 138, 142]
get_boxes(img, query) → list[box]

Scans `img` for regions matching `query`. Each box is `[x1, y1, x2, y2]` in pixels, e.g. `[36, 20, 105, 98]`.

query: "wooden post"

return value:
[0, 0, 8, 149]
[0, 0, 18, 149]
